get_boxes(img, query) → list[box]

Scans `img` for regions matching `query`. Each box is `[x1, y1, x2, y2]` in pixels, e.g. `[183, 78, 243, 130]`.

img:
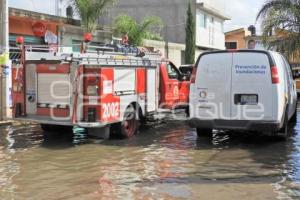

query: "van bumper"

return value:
[189, 118, 281, 132]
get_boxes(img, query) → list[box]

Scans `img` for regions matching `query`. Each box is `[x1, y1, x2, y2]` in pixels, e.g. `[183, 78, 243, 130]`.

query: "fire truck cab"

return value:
[11, 45, 190, 138]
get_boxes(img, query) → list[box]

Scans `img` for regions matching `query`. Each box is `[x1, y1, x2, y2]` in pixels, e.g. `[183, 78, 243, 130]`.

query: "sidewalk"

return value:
[0, 120, 13, 126]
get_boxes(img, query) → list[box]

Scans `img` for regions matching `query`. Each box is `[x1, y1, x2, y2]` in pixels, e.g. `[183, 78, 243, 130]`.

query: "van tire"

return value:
[112, 105, 140, 139]
[276, 111, 289, 139]
[290, 108, 297, 123]
[196, 128, 213, 137]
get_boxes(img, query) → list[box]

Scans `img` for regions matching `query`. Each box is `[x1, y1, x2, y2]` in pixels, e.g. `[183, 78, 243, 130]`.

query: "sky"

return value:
[224, 0, 265, 32]
[8, 0, 266, 33]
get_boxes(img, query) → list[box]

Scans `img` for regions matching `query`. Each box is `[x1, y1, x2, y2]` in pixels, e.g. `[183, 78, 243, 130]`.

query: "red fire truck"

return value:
[11, 45, 190, 138]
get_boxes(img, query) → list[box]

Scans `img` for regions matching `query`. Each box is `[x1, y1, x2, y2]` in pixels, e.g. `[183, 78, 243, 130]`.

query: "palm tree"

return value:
[257, 0, 300, 57]
[70, 0, 114, 33]
[113, 15, 163, 46]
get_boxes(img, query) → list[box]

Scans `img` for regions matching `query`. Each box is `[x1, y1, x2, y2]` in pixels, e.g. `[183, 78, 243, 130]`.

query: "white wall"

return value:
[196, 0, 226, 14]
[196, 9, 225, 50]
[143, 39, 186, 66]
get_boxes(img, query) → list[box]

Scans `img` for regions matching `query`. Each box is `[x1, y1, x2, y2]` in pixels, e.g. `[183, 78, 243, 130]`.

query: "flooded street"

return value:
[1, 115, 300, 199]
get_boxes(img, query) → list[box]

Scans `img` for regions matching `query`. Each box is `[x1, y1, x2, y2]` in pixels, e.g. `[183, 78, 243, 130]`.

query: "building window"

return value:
[225, 42, 237, 49]
[199, 13, 207, 28]
[210, 17, 214, 24]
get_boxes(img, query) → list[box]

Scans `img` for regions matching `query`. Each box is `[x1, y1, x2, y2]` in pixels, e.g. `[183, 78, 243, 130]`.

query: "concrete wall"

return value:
[144, 39, 186, 66]
[144, 40, 204, 66]
[99, 0, 193, 44]
[60, 25, 112, 47]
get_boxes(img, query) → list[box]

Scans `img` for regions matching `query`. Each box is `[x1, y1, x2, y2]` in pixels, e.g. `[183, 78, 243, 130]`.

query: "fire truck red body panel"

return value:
[159, 62, 190, 109]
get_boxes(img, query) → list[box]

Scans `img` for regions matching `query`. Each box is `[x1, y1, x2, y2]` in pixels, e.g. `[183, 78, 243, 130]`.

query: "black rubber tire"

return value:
[41, 124, 73, 133]
[276, 111, 289, 140]
[41, 124, 53, 132]
[196, 128, 213, 137]
[111, 105, 140, 139]
[290, 108, 297, 124]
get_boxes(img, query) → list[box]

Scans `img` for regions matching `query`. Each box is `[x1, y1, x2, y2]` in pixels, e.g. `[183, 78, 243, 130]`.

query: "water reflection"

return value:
[0, 118, 299, 199]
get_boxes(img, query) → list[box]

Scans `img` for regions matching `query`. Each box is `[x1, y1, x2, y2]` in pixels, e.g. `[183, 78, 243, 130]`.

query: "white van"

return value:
[189, 50, 297, 138]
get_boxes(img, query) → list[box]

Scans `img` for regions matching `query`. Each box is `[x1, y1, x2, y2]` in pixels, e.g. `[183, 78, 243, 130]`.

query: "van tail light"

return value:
[271, 66, 280, 84]
[190, 67, 197, 83]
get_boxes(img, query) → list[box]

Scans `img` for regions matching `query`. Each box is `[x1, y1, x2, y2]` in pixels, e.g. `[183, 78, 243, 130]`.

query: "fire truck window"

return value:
[167, 64, 180, 80]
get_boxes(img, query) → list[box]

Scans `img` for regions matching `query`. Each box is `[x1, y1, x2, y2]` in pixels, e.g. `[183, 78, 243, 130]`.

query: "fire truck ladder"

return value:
[63, 46, 162, 67]
[21, 45, 163, 69]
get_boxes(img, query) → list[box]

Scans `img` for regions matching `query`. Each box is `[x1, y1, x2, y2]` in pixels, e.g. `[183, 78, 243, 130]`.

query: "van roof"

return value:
[200, 49, 274, 55]
[196, 49, 275, 68]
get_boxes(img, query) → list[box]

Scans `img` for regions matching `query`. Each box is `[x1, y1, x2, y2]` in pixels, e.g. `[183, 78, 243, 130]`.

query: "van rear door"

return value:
[231, 52, 273, 120]
[195, 53, 232, 120]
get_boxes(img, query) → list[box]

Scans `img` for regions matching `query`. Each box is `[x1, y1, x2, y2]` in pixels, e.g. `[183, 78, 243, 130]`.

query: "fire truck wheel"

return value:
[41, 124, 53, 132]
[120, 106, 140, 138]
[41, 124, 72, 133]
[196, 128, 213, 137]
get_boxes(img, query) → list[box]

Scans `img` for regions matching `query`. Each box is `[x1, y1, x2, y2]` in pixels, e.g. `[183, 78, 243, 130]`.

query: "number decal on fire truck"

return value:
[103, 102, 120, 120]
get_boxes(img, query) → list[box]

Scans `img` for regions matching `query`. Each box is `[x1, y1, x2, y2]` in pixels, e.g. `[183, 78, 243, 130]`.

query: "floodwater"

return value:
[1, 115, 300, 199]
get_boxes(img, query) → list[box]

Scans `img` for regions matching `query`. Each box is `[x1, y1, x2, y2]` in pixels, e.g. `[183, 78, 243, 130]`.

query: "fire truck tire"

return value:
[41, 124, 52, 132]
[111, 105, 140, 139]
[196, 128, 213, 137]
[41, 124, 72, 133]
[121, 105, 140, 138]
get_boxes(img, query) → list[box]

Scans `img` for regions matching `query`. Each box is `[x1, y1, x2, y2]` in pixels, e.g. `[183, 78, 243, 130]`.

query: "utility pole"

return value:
[55, 0, 63, 17]
[0, 0, 9, 120]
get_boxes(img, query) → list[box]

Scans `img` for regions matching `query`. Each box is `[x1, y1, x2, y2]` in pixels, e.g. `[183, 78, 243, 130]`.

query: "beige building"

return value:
[225, 28, 274, 51]
[225, 28, 251, 50]
[225, 27, 300, 75]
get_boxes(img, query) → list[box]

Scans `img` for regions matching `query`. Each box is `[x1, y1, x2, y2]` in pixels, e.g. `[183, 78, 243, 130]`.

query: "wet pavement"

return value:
[1, 113, 300, 199]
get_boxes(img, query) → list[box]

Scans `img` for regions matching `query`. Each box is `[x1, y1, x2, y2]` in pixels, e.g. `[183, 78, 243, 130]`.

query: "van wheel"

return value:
[276, 111, 289, 139]
[112, 106, 140, 139]
[290, 108, 297, 123]
[196, 128, 213, 137]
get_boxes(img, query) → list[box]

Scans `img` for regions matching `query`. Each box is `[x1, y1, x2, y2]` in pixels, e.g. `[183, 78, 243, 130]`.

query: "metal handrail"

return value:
[9, 47, 21, 60]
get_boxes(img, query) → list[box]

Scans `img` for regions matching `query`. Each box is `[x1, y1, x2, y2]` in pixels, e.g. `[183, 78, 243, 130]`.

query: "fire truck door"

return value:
[25, 64, 37, 114]
[159, 63, 181, 109]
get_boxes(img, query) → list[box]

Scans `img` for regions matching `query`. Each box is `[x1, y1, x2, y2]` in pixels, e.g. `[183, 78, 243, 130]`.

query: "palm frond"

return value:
[139, 16, 163, 34]
[257, 0, 300, 58]
[113, 14, 163, 46]
[70, 0, 114, 32]
[256, 0, 294, 21]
